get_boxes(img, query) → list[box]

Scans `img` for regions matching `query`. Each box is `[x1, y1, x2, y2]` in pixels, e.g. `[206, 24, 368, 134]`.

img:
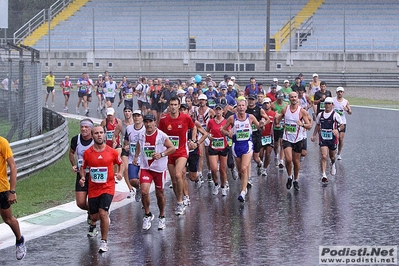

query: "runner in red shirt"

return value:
[80, 126, 123, 253]
[158, 97, 196, 216]
[260, 98, 276, 177]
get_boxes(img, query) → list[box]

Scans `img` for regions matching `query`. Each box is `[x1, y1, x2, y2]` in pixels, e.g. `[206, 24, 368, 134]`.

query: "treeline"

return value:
[2, 0, 56, 41]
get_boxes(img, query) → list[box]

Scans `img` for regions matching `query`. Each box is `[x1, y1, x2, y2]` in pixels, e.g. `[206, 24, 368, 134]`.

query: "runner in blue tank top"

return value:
[221, 97, 264, 203]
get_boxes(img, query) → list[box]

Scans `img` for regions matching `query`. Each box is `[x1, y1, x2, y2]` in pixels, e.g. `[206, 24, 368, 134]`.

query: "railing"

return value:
[13, 0, 74, 45]
[13, 9, 47, 45]
[10, 108, 69, 179]
[296, 16, 313, 49]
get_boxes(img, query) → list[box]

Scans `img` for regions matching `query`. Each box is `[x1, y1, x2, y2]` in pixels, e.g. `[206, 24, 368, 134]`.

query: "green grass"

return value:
[0, 119, 80, 222]
[347, 97, 399, 109]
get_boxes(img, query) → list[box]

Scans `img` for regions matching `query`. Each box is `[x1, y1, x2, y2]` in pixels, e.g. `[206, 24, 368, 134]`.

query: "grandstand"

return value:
[12, 0, 399, 74]
[22, 0, 399, 52]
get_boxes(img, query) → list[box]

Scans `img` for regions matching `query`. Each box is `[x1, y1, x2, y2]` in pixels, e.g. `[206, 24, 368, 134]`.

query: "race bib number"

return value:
[125, 93, 133, 99]
[130, 143, 136, 154]
[208, 99, 216, 108]
[169, 136, 179, 148]
[320, 102, 325, 110]
[107, 87, 113, 93]
[144, 146, 156, 160]
[226, 136, 232, 147]
[261, 136, 272, 146]
[285, 124, 297, 134]
[90, 167, 108, 183]
[236, 129, 250, 141]
[79, 85, 86, 93]
[106, 130, 114, 140]
[251, 123, 258, 132]
[77, 159, 83, 169]
[335, 109, 344, 116]
[64, 87, 70, 93]
[211, 137, 225, 149]
[321, 129, 333, 140]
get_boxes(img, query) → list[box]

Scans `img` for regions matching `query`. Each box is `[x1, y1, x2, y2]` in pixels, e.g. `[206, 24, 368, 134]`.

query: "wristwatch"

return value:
[161, 152, 165, 157]
[9, 190, 16, 194]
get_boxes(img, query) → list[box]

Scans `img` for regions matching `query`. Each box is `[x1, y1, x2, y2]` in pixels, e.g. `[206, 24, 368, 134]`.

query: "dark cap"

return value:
[143, 114, 156, 121]
[248, 94, 256, 100]
[180, 103, 189, 110]
[109, 75, 114, 79]
[224, 74, 230, 79]
[276, 91, 285, 100]
[215, 104, 224, 110]
[270, 83, 277, 89]
[298, 73, 303, 77]
[123, 106, 133, 111]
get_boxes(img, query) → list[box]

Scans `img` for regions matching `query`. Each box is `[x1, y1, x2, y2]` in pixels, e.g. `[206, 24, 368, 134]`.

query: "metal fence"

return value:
[0, 44, 42, 142]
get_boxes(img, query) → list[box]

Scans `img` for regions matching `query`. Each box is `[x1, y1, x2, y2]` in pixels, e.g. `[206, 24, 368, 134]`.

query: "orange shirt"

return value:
[0, 137, 13, 192]
[82, 145, 122, 198]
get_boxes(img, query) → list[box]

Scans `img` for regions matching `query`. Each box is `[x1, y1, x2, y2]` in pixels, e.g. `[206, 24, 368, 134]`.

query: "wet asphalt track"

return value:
[0, 90, 398, 265]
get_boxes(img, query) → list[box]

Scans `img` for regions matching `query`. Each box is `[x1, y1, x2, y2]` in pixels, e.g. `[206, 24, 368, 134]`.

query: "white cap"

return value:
[133, 109, 142, 115]
[230, 76, 236, 80]
[106, 108, 115, 116]
[98, 74, 103, 77]
[188, 86, 194, 91]
[177, 89, 186, 94]
[284, 80, 289, 83]
[228, 81, 234, 86]
[324, 97, 334, 104]
[336, 86, 345, 92]
[313, 73, 318, 77]
[198, 94, 208, 100]
[273, 78, 278, 82]
[263, 97, 272, 104]
[207, 74, 212, 77]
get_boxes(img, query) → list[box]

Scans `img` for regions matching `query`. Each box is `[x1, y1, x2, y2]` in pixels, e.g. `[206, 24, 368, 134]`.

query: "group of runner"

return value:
[67, 73, 352, 253]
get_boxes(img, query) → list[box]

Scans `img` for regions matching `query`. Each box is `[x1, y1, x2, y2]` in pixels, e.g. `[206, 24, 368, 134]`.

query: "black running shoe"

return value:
[293, 181, 300, 191]
[286, 178, 292, 189]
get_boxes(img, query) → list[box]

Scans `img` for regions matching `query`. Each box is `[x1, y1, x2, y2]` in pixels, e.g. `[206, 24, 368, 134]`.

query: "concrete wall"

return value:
[44, 50, 399, 74]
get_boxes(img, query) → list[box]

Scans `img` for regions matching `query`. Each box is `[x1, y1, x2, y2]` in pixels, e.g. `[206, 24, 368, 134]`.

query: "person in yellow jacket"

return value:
[44, 71, 56, 108]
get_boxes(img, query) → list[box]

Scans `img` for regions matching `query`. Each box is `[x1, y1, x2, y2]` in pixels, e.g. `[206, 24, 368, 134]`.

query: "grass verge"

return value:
[347, 97, 399, 109]
[0, 119, 80, 222]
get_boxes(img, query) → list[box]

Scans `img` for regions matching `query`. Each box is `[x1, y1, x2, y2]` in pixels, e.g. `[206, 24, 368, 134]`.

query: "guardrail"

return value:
[10, 108, 69, 180]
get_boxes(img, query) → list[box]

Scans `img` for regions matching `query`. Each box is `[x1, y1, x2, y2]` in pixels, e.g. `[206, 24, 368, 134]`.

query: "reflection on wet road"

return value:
[1, 97, 399, 265]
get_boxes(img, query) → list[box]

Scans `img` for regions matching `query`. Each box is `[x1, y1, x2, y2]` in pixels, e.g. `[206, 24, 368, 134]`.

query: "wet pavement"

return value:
[0, 90, 398, 265]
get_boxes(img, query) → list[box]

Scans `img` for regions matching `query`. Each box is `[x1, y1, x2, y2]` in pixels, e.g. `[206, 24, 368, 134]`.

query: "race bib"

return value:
[169, 136, 179, 148]
[90, 167, 108, 183]
[285, 124, 297, 134]
[107, 87, 113, 93]
[226, 136, 232, 147]
[64, 87, 70, 92]
[236, 129, 250, 141]
[208, 99, 216, 108]
[144, 146, 156, 160]
[321, 129, 333, 140]
[261, 136, 272, 146]
[251, 123, 258, 132]
[79, 85, 86, 93]
[211, 137, 225, 149]
[77, 159, 83, 169]
[125, 93, 133, 99]
[106, 130, 114, 140]
[335, 109, 344, 116]
[130, 143, 136, 154]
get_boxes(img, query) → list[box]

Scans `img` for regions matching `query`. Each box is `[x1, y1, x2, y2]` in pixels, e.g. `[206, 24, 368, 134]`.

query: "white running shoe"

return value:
[337, 154, 342, 160]
[261, 167, 268, 177]
[45, 103, 48, 108]
[321, 173, 328, 183]
[51, 103, 55, 108]
[98, 240, 108, 253]
[142, 213, 155, 230]
[158, 217, 166, 230]
[87, 226, 98, 237]
[331, 163, 337, 175]
[221, 187, 228, 196]
[231, 169, 238, 180]
[212, 184, 220, 195]
[183, 195, 190, 206]
[175, 203, 185, 216]
[16, 236, 26, 260]
[127, 188, 136, 199]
